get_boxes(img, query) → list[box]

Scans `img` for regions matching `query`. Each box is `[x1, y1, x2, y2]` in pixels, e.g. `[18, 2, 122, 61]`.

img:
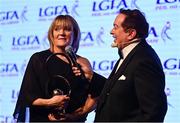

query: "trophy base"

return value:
[51, 108, 66, 120]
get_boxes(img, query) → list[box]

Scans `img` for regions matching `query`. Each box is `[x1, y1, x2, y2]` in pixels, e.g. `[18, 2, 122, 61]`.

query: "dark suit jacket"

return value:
[95, 40, 167, 122]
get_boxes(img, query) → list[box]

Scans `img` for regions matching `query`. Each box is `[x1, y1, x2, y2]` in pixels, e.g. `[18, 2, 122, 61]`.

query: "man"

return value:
[94, 8, 167, 122]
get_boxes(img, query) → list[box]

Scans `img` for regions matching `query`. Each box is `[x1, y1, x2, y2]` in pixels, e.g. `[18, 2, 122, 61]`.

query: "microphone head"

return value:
[111, 42, 118, 48]
[65, 45, 73, 54]
[65, 45, 77, 60]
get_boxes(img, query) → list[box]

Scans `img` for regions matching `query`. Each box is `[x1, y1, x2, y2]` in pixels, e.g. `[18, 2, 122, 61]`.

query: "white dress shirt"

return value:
[115, 42, 140, 73]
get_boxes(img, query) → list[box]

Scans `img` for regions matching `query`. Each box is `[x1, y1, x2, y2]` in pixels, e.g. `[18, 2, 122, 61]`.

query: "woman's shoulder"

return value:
[31, 49, 51, 58]
[34, 49, 51, 55]
[29, 49, 52, 62]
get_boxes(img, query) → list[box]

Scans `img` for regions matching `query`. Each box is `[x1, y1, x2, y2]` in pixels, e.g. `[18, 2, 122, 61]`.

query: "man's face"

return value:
[110, 14, 129, 49]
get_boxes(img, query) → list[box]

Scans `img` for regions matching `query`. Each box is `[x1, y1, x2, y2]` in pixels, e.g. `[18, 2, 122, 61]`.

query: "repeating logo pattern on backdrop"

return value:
[0, 60, 27, 77]
[163, 58, 180, 76]
[38, 1, 80, 22]
[92, 0, 128, 16]
[1, 0, 180, 122]
[147, 22, 173, 44]
[11, 35, 41, 51]
[0, 6, 28, 25]
[155, 0, 180, 11]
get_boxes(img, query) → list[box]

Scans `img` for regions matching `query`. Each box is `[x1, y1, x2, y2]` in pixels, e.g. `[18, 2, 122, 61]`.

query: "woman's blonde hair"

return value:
[48, 15, 80, 53]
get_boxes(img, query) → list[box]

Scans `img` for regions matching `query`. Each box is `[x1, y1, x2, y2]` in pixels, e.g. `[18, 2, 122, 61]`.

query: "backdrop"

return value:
[0, 0, 180, 122]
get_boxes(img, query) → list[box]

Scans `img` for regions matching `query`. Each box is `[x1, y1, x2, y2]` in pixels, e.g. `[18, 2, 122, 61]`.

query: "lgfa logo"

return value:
[12, 35, 40, 51]
[39, 5, 69, 17]
[0, 61, 26, 77]
[163, 58, 180, 76]
[91, 0, 140, 16]
[147, 22, 172, 44]
[80, 31, 95, 47]
[0, 63, 19, 77]
[92, 0, 128, 11]
[92, 0, 128, 16]
[163, 58, 180, 70]
[0, 6, 28, 25]
[38, 2, 80, 21]
[80, 27, 105, 47]
[38, 5, 69, 21]
[92, 59, 117, 71]
[91, 59, 118, 77]
[156, 0, 180, 10]
[157, 0, 180, 4]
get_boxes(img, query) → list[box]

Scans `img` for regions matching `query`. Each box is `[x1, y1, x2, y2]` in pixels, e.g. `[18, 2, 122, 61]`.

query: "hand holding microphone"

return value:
[65, 46, 86, 80]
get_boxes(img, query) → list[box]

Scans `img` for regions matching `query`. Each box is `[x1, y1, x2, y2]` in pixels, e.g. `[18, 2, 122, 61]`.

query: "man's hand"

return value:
[48, 108, 85, 121]
[48, 95, 70, 107]
[73, 56, 93, 81]
[48, 94, 98, 121]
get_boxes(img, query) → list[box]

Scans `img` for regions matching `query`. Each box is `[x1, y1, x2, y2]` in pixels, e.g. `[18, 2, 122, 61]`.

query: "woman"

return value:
[13, 15, 105, 122]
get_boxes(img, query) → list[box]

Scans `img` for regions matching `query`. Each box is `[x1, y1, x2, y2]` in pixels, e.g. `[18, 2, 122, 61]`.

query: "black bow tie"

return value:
[118, 49, 123, 59]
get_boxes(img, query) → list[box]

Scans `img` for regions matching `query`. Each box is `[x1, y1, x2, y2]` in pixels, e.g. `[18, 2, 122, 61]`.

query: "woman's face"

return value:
[52, 25, 73, 52]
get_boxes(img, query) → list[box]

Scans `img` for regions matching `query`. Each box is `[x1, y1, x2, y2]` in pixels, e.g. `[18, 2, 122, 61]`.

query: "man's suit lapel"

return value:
[96, 49, 137, 113]
[105, 41, 145, 95]
[108, 59, 120, 79]
[97, 41, 146, 112]
[111, 40, 146, 81]
[106, 48, 137, 92]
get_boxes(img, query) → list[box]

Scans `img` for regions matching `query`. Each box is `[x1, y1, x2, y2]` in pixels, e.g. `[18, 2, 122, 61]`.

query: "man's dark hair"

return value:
[119, 8, 149, 39]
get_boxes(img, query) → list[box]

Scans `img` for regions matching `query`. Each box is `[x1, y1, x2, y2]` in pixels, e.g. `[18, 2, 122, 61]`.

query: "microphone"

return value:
[65, 46, 86, 80]
[111, 42, 118, 47]
[65, 46, 79, 67]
